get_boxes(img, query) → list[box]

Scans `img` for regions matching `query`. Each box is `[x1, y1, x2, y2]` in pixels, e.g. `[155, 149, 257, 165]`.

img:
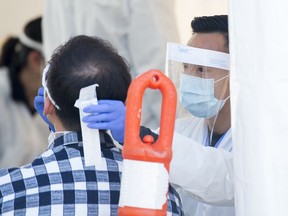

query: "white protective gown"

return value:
[0, 68, 49, 168]
[42, 0, 180, 129]
[169, 117, 235, 216]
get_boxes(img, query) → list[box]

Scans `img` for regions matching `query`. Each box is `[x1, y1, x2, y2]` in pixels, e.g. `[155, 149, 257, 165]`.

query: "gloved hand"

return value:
[34, 87, 55, 132]
[82, 100, 126, 143]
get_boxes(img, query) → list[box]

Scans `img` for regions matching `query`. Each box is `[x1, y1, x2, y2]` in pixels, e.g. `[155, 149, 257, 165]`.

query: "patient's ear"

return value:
[43, 97, 55, 115]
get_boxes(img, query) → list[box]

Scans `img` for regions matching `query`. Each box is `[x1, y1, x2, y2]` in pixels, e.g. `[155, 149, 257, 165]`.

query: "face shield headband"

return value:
[42, 64, 61, 110]
[19, 33, 42, 53]
[165, 42, 230, 75]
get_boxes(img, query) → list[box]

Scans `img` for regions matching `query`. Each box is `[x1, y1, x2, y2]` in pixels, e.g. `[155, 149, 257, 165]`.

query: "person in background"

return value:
[0, 35, 183, 215]
[80, 15, 235, 216]
[0, 17, 49, 168]
[42, 0, 180, 130]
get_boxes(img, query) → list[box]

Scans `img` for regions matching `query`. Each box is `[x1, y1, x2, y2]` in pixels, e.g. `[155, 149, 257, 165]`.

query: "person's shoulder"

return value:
[0, 167, 10, 178]
[0, 166, 24, 179]
[10, 149, 55, 176]
[0, 161, 37, 178]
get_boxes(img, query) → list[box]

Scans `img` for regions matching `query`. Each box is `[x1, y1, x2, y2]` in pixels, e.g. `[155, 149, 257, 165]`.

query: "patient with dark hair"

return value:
[0, 35, 183, 215]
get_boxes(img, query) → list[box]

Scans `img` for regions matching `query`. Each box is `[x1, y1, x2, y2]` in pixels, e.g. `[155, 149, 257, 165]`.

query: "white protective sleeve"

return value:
[42, 0, 180, 129]
[169, 132, 234, 206]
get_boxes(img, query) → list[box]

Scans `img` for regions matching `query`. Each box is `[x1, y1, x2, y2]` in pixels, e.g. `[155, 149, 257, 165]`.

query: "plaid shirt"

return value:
[0, 131, 182, 215]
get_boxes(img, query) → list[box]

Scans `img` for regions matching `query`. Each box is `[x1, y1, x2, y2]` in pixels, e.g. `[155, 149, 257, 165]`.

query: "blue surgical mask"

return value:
[179, 73, 229, 118]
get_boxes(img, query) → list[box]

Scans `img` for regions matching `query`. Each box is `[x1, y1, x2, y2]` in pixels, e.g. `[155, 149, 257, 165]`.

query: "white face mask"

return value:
[179, 73, 229, 118]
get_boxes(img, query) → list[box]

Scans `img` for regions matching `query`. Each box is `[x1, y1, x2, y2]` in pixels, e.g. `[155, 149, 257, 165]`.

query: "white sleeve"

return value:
[169, 132, 234, 206]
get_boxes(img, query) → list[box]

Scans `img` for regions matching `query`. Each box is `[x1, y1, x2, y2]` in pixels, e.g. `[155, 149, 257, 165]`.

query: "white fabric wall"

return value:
[229, 1, 288, 215]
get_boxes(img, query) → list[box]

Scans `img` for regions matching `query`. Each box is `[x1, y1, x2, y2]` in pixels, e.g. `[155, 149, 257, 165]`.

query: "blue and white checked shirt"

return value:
[0, 131, 182, 215]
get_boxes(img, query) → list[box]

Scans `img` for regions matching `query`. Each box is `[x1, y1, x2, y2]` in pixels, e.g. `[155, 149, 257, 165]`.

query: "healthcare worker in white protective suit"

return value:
[165, 15, 234, 216]
[0, 17, 49, 168]
[78, 15, 235, 216]
[42, 0, 179, 129]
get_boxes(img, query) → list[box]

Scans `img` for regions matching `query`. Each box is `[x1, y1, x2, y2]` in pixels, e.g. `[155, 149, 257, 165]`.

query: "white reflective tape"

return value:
[119, 159, 169, 209]
[166, 42, 230, 70]
[75, 84, 102, 167]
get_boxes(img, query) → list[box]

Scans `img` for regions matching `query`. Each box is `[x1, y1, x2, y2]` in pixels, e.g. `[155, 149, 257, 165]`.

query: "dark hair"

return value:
[0, 37, 19, 67]
[191, 15, 229, 51]
[47, 35, 131, 131]
[0, 17, 42, 108]
[23, 17, 42, 43]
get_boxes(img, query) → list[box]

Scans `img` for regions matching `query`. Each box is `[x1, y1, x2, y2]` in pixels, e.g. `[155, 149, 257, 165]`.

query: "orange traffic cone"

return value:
[118, 70, 177, 216]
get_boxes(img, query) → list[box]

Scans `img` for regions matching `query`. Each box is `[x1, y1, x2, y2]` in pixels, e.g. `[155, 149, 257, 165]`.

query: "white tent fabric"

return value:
[229, 1, 288, 215]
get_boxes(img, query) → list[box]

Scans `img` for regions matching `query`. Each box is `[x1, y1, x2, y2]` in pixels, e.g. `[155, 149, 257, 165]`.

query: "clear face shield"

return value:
[165, 42, 230, 119]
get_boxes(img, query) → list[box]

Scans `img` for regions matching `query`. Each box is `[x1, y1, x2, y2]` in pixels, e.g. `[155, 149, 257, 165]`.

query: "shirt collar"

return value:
[48, 130, 116, 150]
[48, 131, 81, 149]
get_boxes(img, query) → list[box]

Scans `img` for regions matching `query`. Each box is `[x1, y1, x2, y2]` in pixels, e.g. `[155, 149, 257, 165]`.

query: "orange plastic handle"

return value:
[119, 70, 177, 216]
[123, 69, 176, 167]
[123, 70, 177, 170]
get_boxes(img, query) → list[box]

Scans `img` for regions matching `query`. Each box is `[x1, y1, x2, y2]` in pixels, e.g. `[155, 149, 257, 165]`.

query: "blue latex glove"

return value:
[34, 87, 55, 132]
[82, 100, 126, 143]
